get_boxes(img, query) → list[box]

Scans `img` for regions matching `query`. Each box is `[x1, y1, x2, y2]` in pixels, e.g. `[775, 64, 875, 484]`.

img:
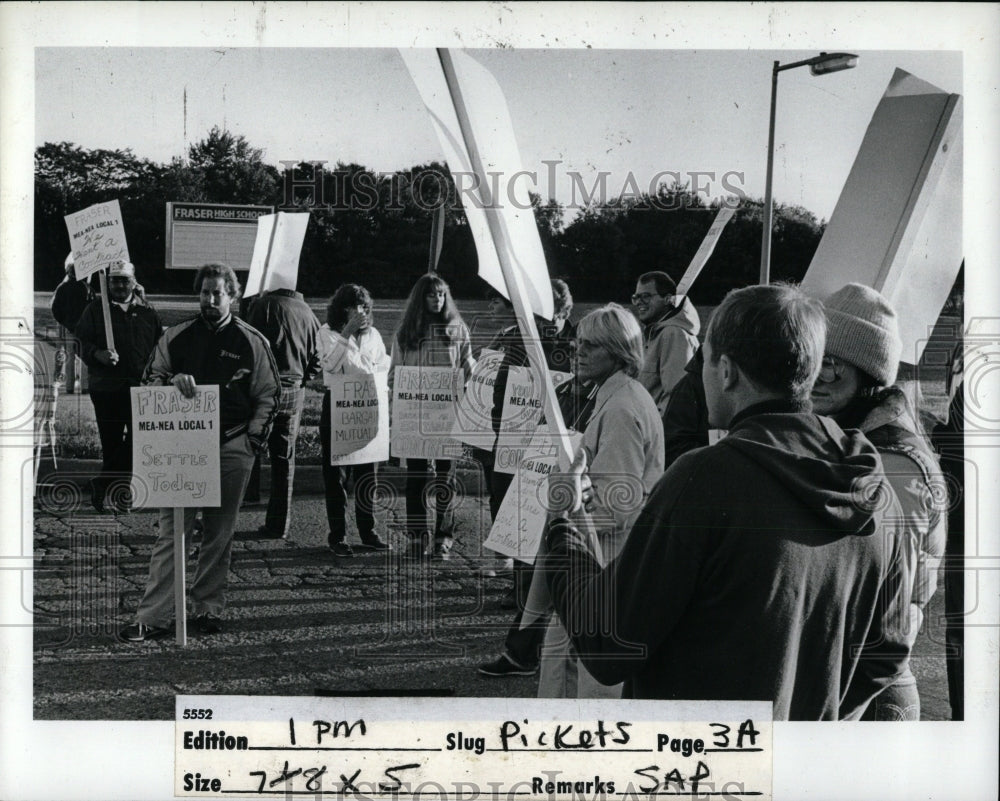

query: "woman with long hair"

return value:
[811, 283, 945, 721]
[390, 274, 474, 560]
[318, 283, 392, 557]
[537, 303, 665, 698]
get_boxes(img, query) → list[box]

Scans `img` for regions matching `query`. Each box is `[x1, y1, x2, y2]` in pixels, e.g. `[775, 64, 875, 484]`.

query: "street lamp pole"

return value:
[759, 52, 858, 286]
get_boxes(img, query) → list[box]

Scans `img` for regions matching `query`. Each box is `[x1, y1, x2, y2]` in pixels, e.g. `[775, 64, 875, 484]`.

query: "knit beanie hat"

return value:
[823, 283, 901, 387]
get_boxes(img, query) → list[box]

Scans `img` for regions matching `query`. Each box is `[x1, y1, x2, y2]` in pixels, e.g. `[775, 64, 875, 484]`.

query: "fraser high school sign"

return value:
[165, 202, 273, 270]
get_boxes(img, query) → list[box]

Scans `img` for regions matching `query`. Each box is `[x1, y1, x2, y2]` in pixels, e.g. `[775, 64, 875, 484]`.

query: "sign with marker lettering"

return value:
[130, 385, 221, 507]
[390, 366, 463, 460]
[450, 349, 504, 449]
[328, 371, 389, 465]
[493, 367, 571, 474]
[175, 695, 772, 798]
[64, 199, 130, 280]
[486, 427, 582, 562]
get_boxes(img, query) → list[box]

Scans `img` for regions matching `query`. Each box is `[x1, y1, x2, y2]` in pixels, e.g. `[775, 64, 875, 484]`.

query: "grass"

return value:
[34, 293, 955, 460]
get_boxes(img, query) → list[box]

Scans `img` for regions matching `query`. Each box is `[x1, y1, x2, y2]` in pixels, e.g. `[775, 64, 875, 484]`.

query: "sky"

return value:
[35, 47, 962, 223]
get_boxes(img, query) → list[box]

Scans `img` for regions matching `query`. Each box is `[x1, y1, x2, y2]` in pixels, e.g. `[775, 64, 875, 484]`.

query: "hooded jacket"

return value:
[638, 296, 700, 415]
[544, 401, 910, 720]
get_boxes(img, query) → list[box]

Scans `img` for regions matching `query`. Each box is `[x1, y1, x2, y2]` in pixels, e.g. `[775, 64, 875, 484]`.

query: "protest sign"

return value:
[801, 69, 962, 363]
[63, 200, 130, 281]
[328, 371, 390, 465]
[390, 366, 462, 460]
[676, 205, 737, 297]
[494, 366, 572, 473]
[244, 211, 310, 298]
[486, 427, 583, 562]
[129, 385, 221, 508]
[450, 349, 504, 449]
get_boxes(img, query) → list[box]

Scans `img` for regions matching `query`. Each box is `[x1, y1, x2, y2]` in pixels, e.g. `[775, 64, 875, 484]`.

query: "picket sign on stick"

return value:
[130, 385, 221, 646]
[97, 271, 116, 353]
[675, 205, 737, 297]
[244, 212, 310, 298]
[428, 202, 446, 273]
[429, 48, 603, 627]
[64, 199, 131, 352]
[173, 508, 187, 645]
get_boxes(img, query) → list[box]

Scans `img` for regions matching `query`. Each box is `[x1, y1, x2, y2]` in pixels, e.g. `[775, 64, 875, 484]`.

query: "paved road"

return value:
[32, 461, 954, 721]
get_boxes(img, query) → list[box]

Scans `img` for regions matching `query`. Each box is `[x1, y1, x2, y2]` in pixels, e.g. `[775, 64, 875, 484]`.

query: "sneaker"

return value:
[432, 536, 454, 560]
[358, 534, 391, 552]
[477, 654, 538, 677]
[190, 614, 224, 635]
[329, 541, 355, 558]
[119, 622, 173, 642]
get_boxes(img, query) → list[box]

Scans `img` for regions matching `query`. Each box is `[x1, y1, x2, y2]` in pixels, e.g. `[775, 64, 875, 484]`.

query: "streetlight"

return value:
[760, 52, 858, 285]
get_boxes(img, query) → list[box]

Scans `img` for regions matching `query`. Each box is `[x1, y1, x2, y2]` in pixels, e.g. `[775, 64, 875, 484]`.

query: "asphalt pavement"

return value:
[32, 459, 955, 721]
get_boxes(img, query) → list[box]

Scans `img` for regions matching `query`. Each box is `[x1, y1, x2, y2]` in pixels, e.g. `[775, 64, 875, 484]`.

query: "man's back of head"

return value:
[702, 284, 825, 428]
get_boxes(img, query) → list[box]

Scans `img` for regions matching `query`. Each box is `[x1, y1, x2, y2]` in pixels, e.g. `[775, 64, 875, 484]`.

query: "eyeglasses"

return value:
[818, 356, 846, 383]
[631, 292, 662, 304]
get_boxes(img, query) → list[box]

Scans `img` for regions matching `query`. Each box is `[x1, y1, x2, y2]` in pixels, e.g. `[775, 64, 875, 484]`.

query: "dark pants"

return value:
[503, 560, 550, 668]
[404, 459, 456, 543]
[262, 386, 305, 537]
[88, 388, 133, 499]
[321, 391, 377, 546]
[491, 462, 546, 668]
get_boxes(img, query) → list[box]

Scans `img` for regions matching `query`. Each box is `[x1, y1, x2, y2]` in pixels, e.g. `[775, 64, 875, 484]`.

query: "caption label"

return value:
[176, 696, 772, 799]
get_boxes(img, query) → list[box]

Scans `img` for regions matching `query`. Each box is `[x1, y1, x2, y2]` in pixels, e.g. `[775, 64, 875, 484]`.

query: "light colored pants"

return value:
[537, 618, 624, 699]
[136, 435, 255, 626]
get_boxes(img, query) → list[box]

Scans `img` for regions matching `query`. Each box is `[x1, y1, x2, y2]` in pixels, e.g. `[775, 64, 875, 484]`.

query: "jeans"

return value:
[135, 434, 256, 625]
[404, 459, 456, 543]
[263, 386, 305, 537]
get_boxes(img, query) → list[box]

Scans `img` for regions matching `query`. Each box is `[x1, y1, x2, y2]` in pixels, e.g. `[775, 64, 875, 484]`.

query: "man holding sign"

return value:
[121, 264, 279, 642]
[75, 260, 161, 513]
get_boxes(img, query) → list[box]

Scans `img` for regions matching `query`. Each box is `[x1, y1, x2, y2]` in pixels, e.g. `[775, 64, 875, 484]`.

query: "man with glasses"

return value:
[631, 271, 700, 415]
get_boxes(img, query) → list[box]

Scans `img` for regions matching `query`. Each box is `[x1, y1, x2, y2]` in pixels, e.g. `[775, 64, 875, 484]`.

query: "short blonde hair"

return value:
[576, 303, 644, 378]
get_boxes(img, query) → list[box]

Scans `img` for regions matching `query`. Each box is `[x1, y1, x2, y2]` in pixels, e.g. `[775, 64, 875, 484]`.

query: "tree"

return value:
[186, 126, 280, 205]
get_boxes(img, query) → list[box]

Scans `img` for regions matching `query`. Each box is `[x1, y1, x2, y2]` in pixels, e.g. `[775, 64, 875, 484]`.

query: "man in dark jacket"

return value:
[542, 283, 911, 720]
[120, 263, 279, 641]
[75, 260, 162, 512]
[244, 287, 321, 538]
[50, 253, 93, 392]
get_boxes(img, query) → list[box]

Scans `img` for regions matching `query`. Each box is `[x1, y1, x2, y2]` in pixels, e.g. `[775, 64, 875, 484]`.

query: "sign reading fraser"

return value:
[165, 202, 273, 270]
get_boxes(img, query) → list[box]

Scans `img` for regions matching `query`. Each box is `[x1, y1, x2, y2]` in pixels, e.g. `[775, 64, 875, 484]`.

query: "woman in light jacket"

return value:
[811, 283, 945, 721]
[318, 283, 392, 557]
[538, 303, 665, 698]
[389, 274, 474, 560]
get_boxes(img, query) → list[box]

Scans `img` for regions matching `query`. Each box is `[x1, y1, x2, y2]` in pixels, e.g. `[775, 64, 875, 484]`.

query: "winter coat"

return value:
[543, 401, 911, 720]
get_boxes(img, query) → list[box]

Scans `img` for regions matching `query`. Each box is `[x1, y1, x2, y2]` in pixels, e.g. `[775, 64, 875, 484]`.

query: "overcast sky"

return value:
[35, 47, 961, 222]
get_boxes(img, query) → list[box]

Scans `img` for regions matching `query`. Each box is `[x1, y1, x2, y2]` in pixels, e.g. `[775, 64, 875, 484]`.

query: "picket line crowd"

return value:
[50, 253, 961, 721]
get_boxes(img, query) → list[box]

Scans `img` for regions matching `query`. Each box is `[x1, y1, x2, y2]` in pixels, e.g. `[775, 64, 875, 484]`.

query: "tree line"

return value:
[35, 126, 825, 303]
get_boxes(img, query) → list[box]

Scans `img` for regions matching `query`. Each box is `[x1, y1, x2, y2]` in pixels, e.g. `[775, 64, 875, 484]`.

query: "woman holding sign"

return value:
[537, 303, 664, 698]
[389, 274, 474, 560]
[319, 284, 392, 557]
[810, 284, 945, 721]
